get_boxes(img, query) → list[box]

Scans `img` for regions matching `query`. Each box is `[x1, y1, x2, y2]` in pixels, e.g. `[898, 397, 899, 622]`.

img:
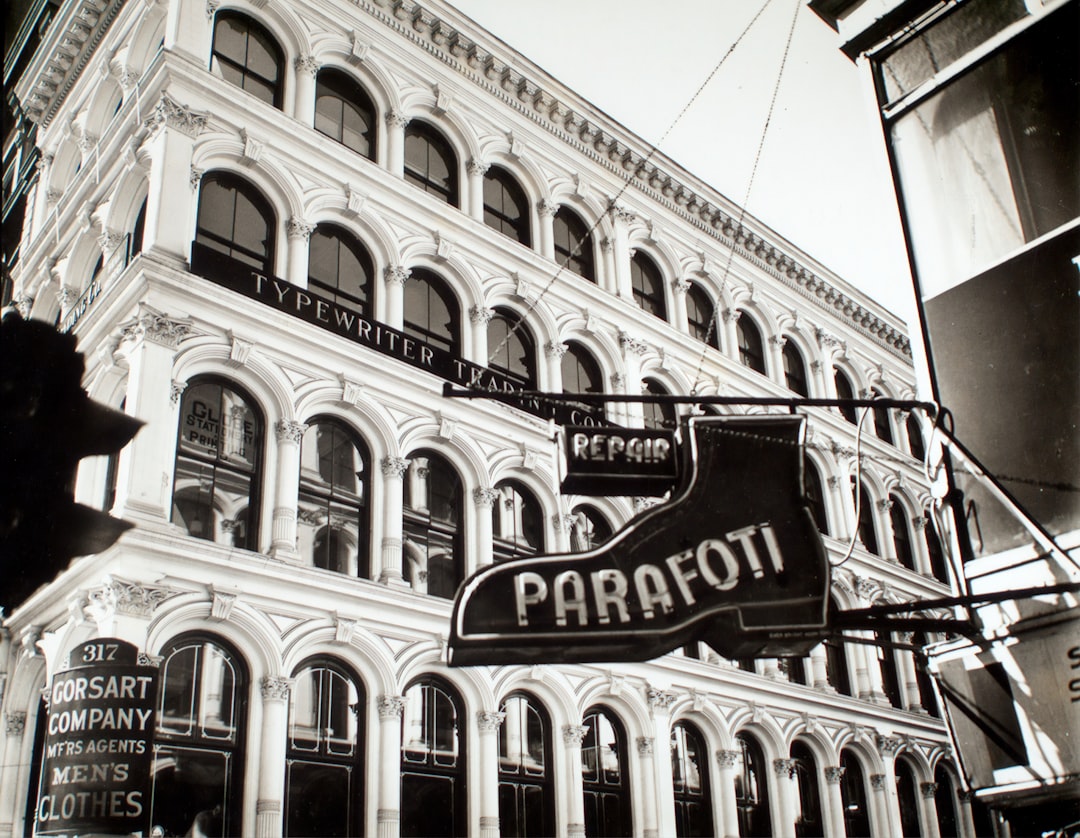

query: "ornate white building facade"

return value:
[2, 1, 975, 836]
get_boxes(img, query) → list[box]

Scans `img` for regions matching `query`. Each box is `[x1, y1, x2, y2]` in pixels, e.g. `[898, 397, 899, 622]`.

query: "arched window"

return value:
[561, 341, 604, 423]
[315, 69, 376, 159]
[686, 283, 719, 348]
[404, 121, 458, 206]
[890, 495, 916, 570]
[308, 224, 374, 316]
[913, 633, 941, 717]
[839, 750, 871, 838]
[877, 631, 903, 708]
[734, 733, 771, 837]
[128, 197, 146, 265]
[804, 461, 828, 535]
[553, 206, 595, 282]
[493, 480, 544, 561]
[401, 677, 466, 837]
[783, 341, 809, 396]
[736, 315, 766, 375]
[642, 378, 676, 430]
[403, 268, 459, 356]
[824, 599, 852, 695]
[630, 252, 666, 320]
[907, 413, 926, 461]
[173, 378, 263, 550]
[286, 659, 365, 837]
[834, 369, 857, 423]
[498, 693, 554, 838]
[896, 758, 923, 837]
[924, 511, 950, 583]
[791, 741, 824, 838]
[403, 450, 463, 599]
[151, 635, 247, 837]
[571, 505, 614, 551]
[298, 419, 370, 577]
[581, 707, 631, 838]
[101, 397, 127, 512]
[671, 721, 712, 837]
[488, 309, 536, 389]
[211, 12, 283, 108]
[194, 171, 276, 273]
[483, 166, 531, 245]
[934, 764, 959, 838]
[853, 478, 879, 554]
[872, 388, 895, 444]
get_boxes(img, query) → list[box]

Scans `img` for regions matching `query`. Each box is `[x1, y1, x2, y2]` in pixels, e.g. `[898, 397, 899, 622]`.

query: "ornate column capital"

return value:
[774, 757, 798, 778]
[98, 229, 127, 254]
[671, 277, 690, 294]
[170, 380, 188, 405]
[13, 294, 34, 318]
[144, 92, 208, 138]
[563, 724, 588, 747]
[722, 307, 741, 324]
[467, 158, 488, 177]
[825, 766, 845, 784]
[552, 513, 576, 533]
[473, 487, 499, 508]
[386, 109, 409, 129]
[384, 265, 411, 286]
[870, 773, 887, 791]
[381, 456, 410, 478]
[477, 711, 505, 733]
[378, 695, 406, 720]
[618, 330, 648, 356]
[118, 306, 193, 349]
[609, 204, 635, 225]
[636, 737, 654, 757]
[287, 216, 315, 240]
[876, 734, 902, 758]
[58, 284, 80, 309]
[716, 749, 740, 769]
[5, 712, 27, 736]
[646, 687, 677, 712]
[260, 676, 292, 702]
[537, 198, 557, 217]
[921, 781, 939, 799]
[545, 340, 567, 360]
[469, 305, 493, 326]
[275, 420, 306, 445]
[294, 54, 319, 75]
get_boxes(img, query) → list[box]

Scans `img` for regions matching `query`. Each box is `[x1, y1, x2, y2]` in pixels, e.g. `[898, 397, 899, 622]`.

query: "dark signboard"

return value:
[36, 638, 158, 836]
[561, 425, 678, 495]
[450, 415, 830, 665]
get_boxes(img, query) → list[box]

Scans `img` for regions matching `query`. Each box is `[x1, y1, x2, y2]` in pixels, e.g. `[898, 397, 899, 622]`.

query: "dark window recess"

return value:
[686, 284, 718, 348]
[400, 679, 466, 837]
[672, 722, 712, 837]
[581, 708, 631, 838]
[403, 269, 459, 356]
[315, 69, 376, 159]
[783, 342, 809, 396]
[403, 451, 463, 599]
[630, 253, 666, 320]
[308, 224, 373, 316]
[483, 166, 531, 246]
[498, 693, 555, 838]
[194, 172, 276, 272]
[737, 316, 766, 375]
[404, 122, 458, 206]
[553, 207, 595, 282]
[211, 12, 283, 108]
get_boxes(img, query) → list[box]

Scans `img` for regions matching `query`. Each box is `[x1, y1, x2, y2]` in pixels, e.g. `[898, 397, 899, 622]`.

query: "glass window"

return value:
[488, 310, 536, 389]
[403, 268, 459, 356]
[561, 341, 604, 423]
[872, 389, 894, 444]
[553, 207, 595, 282]
[151, 636, 247, 838]
[736, 315, 766, 375]
[834, 369, 857, 423]
[734, 734, 771, 837]
[129, 198, 146, 265]
[308, 224, 373, 316]
[896, 758, 924, 837]
[403, 450, 463, 599]
[499, 693, 554, 838]
[298, 419, 370, 577]
[286, 660, 365, 837]
[401, 678, 466, 837]
[211, 12, 283, 108]
[173, 379, 263, 550]
[783, 341, 809, 397]
[877, 633, 904, 708]
[671, 722, 712, 837]
[804, 461, 828, 536]
[924, 511, 950, 583]
[483, 166, 531, 246]
[853, 479, 879, 555]
[890, 496, 915, 570]
[630, 253, 666, 320]
[194, 171, 276, 272]
[315, 69, 375, 159]
[686, 283, 718, 348]
[581, 708, 631, 838]
[907, 413, 926, 461]
[571, 505, 614, 552]
[404, 122, 458, 206]
[840, 750, 871, 838]
[493, 481, 544, 561]
[642, 378, 676, 430]
[824, 600, 851, 695]
[934, 764, 959, 838]
[791, 741, 823, 838]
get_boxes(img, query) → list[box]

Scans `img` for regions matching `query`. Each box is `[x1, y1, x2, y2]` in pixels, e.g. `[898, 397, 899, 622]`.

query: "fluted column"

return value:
[293, 55, 318, 124]
[545, 340, 567, 392]
[467, 158, 488, 222]
[825, 766, 848, 838]
[715, 749, 741, 838]
[609, 205, 634, 299]
[768, 334, 788, 387]
[377, 696, 405, 838]
[637, 737, 659, 838]
[386, 110, 408, 177]
[379, 457, 409, 584]
[921, 782, 942, 838]
[721, 308, 741, 365]
[270, 420, 305, 562]
[477, 711, 505, 838]
[383, 266, 409, 330]
[563, 725, 589, 838]
[537, 198, 556, 259]
[870, 773, 892, 838]
[0, 712, 28, 838]
[957, 789, 977, 838]
[898, 633, 924, 712]
[473, 488, 498, 570]
[286, 216, 314, 286]
[773, 758, 799, 838]
[256, 676, 291, 838]
[670, 278, 690, 335]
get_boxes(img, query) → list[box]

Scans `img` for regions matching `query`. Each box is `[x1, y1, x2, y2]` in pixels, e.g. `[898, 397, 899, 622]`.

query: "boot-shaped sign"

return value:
[450, 415, 831, 666]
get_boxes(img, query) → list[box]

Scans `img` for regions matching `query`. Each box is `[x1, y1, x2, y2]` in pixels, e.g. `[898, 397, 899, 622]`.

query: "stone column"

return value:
[809, 644, 830, 691]
[768, 335, 788, 387]
[773, 758, 799, 838]
[899, 634, 924, 712]
[563, 725, 589, 838]
[467, 159, 488, 222]
[255, 676, 291, 838]
[537, 198, 556, 260]
[600, 237, 616, 295]
[270, 420, 305, 562]
[609, 205, 634, 299]
[470, 305, 493, 369]
[637, 737, 659, 838]
[386, 110, 408, 177]
[829, 474, 854, 543]
[473, 488, 498, 570]
[383, 266, 409, 330]
[870, 774, 893, 838]
[286, 217, 314, 286]
[477, 711, 505, 838]
[379, 457, 409, 584]
[957, 789, 978, 838]
[874, 737, 902, 838]
[647, 690, 677, 838]
[921, 782, 942, 838]
[670, 278, 690, 335]
[618, 332, 647, 428]
[545, 340, 567, 393]
[0, 712, 28, 838]
[715, 749, 742, 838]
[721, 308, 741, 365]
[824, 766, 848, 838]
[293, 55, 318, 125]
[377, 696, 405, 838]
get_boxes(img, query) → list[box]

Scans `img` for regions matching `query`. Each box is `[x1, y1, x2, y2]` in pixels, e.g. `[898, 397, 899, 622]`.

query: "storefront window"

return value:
[671, 721, 711, 837]
[498, 693, 554, 838]
[581, 707, 631, 838]
[401, 678, 465, 837]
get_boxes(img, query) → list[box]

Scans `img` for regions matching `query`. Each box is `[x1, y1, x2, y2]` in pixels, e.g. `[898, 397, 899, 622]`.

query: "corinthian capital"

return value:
[119, 305, 194, 348]
[144, 93, 208, 138]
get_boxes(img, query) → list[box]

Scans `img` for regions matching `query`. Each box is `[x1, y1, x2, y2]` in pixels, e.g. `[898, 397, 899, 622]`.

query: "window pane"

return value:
[150, 746, 232, 838]
[286, 762, 352, 838]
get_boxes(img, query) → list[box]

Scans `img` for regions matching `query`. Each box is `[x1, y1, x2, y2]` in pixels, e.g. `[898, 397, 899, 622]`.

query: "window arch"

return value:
[571, 504, 614, 551]
[791, 741, 824, 838]
[890, 495, 916, 570]
[581, 707, 631, 838]
[401, 677, 466, 837]
[834, 368, 857, 423]
[211, 11, 283, 108]
[404, 121, 459, 206]
[736, 314, 766, 375]
[804, 460, 828, 535]
[286, 659, 365, 837]
[561, 341, 605, 423]
[553, 206, 595, 282]
[907, 413, 926, 461]
[783, 341, 810, 396]
[671, 721, 712, 837]
[403, 450, 463, 599]
[173, 378, 263, 550]
[194, 171, 276, 273]
[642, 378, 676, 430]
[315, 68, 376, 159]
[896, 757, 924, 837]
[403, 268, 459, 356]
[308, 223, 374, 316]
[298, 418, 370, 577]
[686, 283, 719, 348]
[839, 750, 871, 838]
[483, 166, 531, 246]
[630, 252, 666, 320]
[734, 733, 771, 837]
[151, 635, 247, 837]
[493, 480, 544, 561]
[488, 309, 537, 389]
[498, 692, 555, 837]
[853, 478, 879, 554]
[872, 388, 895, 444]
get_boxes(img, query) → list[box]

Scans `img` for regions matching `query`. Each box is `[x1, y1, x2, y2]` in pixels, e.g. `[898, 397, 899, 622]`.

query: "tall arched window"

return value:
[872, 388, 895, 444]
[824, 599, 852, 695]
[403, 450, 463, 599]
[315, 69, 376, 159]
[671, 721, 712, 837]
[404, 121, 458, 206]
[561, 341, 604, 423]
[642, 378, 676, 430]
[128, 198, 146, 265]
[907, 413, 926, 461]
[877, 631, 903, 708]
[581, 707, 631, 838]
[925, 511, 950, 583]
[488, 309, 536, 389]
[194, 171, 276, 273]
[804, 461, 828, 535]
[934, 764, 960, 838]
[403, 268, 459, 356]
[286, 660, 365, 837]
[401, 677, 466, 837]
[630, 252, 666, 320]
[791, 741, 824, 838]
[151, 635, 247, 838]
[298, 419, 370, 577]
[896, 758, 924, 837]
[483, 166, 531, 246]
[686, 283, 719, 348]
[734, 733, 771, 837]
[783, 341, 809, 396]
[839, 750, 871, 838]
[553, 206, 595, 282]
[308, 223, 374, 316]
[571, 505, 614, 551]
[173, 378, 263, 550]
[736, 315, 766, 375]
[211, 12, 283, 108]
[493, 480, 544, 561]
[853, 478, 879, 554]
[890, 495, 916, 570]
[834, 369, 857, 423]
[498, 692, 554, 838]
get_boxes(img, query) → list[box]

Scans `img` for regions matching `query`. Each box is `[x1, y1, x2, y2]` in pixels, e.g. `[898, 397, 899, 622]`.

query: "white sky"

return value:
[446, 0, 919, 328]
